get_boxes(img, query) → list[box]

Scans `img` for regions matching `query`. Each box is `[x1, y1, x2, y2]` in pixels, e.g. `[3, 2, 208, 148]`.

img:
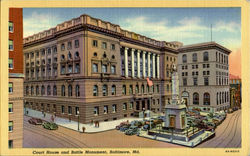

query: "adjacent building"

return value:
[178, 42, 231, 113]
[23, 14, 179, 124]
[229, 74, 241, 110]
[8, 8, 23, 148]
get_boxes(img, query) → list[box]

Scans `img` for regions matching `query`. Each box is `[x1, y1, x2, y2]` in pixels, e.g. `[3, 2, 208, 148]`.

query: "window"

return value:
[192, 53, 197, 62]
[183, 78, 187, 86]
[68, 106, 72, 114]
[93, 85, 98, 96]
[193, 77, 198, 86]
[41, 85, 45, 95]
[111, 65, 116, 74]
[61, 43, 65, 51]
[68, 65, 73, 73]
[61, 65, 65, 74]
[112, 104, 117, 113]
[111, 85, 116, 95]
[129, 102, 133, 109]
[193, 93, 199, 105]
[47, 48, 51, 55]
[93, 40, 98, 47]
[204, 93, 210, 105]
[9, 59, 13, 69]
[75, 63, 80, 73]
[25, 86, 29, 95]
[76, 85, 80, 97]
[204, 77, 209, 86]
[102, 64, 107, 73]
[9, 103, 13, 112]
[30, 86, 34, 95]
[94, 107, 99, 115]
[75, 107, 79, 115]
[122, 85, 126, 95]
[9, 40, 13, 51]
[8, 140, 13, 149]
[61, 85, 65, 96]
[203, 51, 209, 61]
[9, 83, 13, 93]
[141, 85, 145, 93]
[61, 105, 65, 113]
[147, 85, 149, 93]
[9, 21, 13, 32]
[129, 85, 133, 95]
[36, 86, 39, 95]
[167, 84, 170, 92]
[182, 54, 187, 63]
[68, 85, 72, 97]
[53, 46, 57, 53]
[47, 85, 51, 95]
[75, 40, 79, 48]
[104, 106, 108, 114]
[102, 85, 108, 96]
[92, 63, 98, 73]
[68, 41, 72, 50]
[123, 103, 127, 110]
[75, 51, 79, 59]
[102, 42, 107, 49]
[111, 44, 115, 50]
[68, 52, 72, 59]
[9, 121, 13, 132]
[135, 85, 139, 94]
[53, 85, 57, 96]
[217, 93, 219, 105]
[156, 85, 159, 93]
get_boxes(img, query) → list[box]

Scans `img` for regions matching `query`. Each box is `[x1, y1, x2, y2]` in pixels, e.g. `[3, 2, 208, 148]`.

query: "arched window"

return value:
[68, 85, 72, 97]
[68, 52, 72, 59]
[93, 85, 98, 96]
[76, 85, 80, 97]
[61, 54, 65, 61]
[47, 85, 51, 95]
[26, 86, 29, 95]
[129, 85, 133, 95]
[41, 85, 45, 95]
[61, 85, 65, 96]
[53, 85, 57, 96]
[135, 85, 139, 94]
[147, 85, 149, 93]
[224, 91, 227, 103]
[203, 52, 209, 61]
[36, 85, 39, 95]
[122, 85, 126, 95]
[111, 85, 116, 95]
[192, 53, 197, 62]
[75, 51, 79, 59]
[61, 43, 65, 51]
[217, 93, 219, 105]
[31, 86, 34, 95]
[193, 93, 199, 105]
[182, 54, 187, 63]
[102, 85, 108, 96]
[220, 92, 222, 104]
[141, 84, 145, 93]
[204, 92, 210, 105]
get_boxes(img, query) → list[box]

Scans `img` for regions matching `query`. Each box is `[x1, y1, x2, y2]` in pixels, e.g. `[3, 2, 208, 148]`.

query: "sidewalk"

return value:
[25, 108, 139, 133]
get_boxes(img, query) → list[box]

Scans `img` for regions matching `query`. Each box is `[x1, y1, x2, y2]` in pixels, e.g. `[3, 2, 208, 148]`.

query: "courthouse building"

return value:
[178, 42, 231, 113]
[23, 14, 179, 123]
[8, 8, 23, 148]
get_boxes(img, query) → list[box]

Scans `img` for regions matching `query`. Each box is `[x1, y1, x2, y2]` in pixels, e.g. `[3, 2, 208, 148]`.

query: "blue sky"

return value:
[23, 8, 241, 50]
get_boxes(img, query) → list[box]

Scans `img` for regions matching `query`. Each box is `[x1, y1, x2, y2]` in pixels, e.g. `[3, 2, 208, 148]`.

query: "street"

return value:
[23, 110, 241, 148]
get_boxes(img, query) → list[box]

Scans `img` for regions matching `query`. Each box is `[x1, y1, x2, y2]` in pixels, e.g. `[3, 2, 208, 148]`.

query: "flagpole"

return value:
[211, 24, 212, 42]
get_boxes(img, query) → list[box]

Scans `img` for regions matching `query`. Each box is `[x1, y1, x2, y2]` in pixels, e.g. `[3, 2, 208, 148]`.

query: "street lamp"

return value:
[77, 110, 80, 131]
[143, 108, 145, 121]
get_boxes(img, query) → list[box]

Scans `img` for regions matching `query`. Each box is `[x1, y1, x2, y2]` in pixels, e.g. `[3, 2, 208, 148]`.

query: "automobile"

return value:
[142, 124, 149, 131]
[125, 126, 139, 135]
[28, 117, 43, 125]
[42, 122, 58, 130]
[120, 124, 131, 132]
[157, 116, 165, 122]
[116, 121, 129, 130]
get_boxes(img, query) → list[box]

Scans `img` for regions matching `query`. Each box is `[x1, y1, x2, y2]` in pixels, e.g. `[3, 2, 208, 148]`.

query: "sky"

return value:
[23, 8, 241, 77]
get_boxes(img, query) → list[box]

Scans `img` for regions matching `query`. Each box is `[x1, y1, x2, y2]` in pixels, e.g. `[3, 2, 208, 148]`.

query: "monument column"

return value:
[131, 49, 135, 77]
[148, 52, 151, 78]
[124, 47, 129, 77]
[156, 54, 160, 79]
[137, 50, 141, 78]
[142, 51, 146, 78]
[152, 54, 156, 78]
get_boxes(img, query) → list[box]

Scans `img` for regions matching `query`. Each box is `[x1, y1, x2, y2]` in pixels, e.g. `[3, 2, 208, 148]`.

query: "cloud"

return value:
[213, 21, 240, 33]
[23, 12, 62, 37]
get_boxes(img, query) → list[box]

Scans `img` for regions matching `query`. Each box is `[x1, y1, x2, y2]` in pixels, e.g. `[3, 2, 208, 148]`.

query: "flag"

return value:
[146, 77, 153, 87]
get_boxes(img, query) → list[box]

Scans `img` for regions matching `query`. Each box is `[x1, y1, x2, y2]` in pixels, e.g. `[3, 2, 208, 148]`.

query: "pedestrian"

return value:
[43, 112, 46, 118]
[26, 110, 29, 115]
[51, 115, 54, 122]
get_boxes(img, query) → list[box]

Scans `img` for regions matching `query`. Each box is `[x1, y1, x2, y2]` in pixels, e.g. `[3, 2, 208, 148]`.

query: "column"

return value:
[124, 47, 129, 77]
[131, 49, 135, 77]
[142, 51, 146, 78]
[137, 50, 141, 78]
[152, 54, 156, 78]
[157, 54, 160, 79]
[147, 52, 151, 78]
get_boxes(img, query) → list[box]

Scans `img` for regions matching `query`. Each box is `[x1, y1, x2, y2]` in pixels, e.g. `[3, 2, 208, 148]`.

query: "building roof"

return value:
[178, 41, 231, 54]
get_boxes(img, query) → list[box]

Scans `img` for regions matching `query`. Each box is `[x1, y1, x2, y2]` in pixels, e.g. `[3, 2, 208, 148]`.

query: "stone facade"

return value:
[178, 42, 231, 113]
[23, 14, 178, 124]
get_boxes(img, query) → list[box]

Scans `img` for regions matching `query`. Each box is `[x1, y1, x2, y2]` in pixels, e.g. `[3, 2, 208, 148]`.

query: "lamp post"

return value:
[77, 110, 80, 131]
[143, 108, 145, 121]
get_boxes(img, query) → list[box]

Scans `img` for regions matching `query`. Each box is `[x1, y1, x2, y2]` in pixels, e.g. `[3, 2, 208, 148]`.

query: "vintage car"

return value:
[28, 117, 43, 125]
[125, 126, 139, 135]
[119, 124, 131, 132]
[116, 121, 129, 130]
[42, 122, 58, 130]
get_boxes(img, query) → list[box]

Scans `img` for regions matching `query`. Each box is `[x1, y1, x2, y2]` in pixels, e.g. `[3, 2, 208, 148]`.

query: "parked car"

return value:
[120, 124, 131, 132]
[28, 117, 43, 125]
[42, 122, 58, 130]
[157, 116, 165, 122]
[125, 126, 139, 135]
[131, 120, 143, 128]
[116, 121, 129, 130]
[142, 124, 149, 131]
